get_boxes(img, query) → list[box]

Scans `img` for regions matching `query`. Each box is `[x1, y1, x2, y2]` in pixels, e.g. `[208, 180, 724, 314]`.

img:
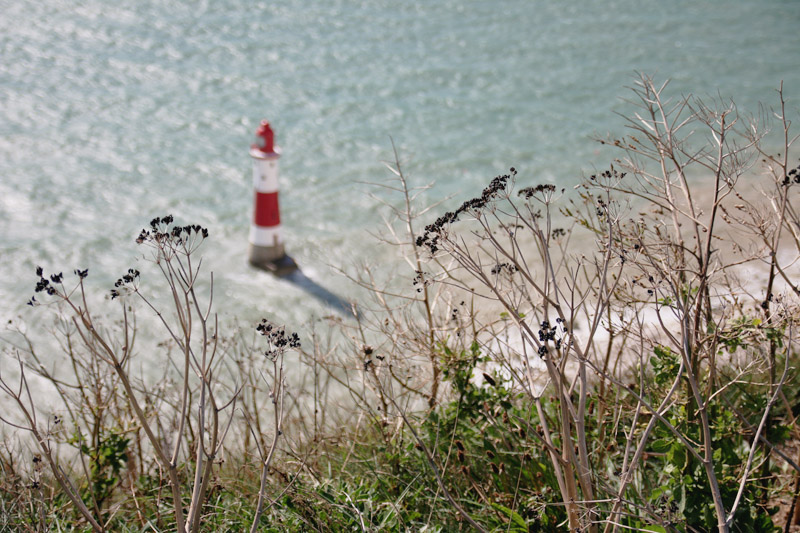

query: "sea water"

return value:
[2, 0, 800, 336]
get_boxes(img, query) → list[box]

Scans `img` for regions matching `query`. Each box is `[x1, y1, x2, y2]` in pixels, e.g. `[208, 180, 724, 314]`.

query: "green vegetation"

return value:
[2, 75, 799, 532]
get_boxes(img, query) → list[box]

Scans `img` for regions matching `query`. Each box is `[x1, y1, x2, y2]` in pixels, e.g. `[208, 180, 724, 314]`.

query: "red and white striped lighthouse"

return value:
[248, 120, 296, 274]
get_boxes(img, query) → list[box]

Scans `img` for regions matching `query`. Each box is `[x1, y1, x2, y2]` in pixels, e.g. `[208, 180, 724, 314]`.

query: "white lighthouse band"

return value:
[250, 147, 281, 193]
[249, 225, 282, 248]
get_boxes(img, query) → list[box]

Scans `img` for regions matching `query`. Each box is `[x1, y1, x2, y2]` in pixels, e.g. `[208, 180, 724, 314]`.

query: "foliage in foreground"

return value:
[2, 76, 800, 532]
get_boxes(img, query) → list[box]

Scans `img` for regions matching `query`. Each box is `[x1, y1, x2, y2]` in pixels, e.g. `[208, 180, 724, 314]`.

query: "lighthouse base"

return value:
[249, 244, 298, 276]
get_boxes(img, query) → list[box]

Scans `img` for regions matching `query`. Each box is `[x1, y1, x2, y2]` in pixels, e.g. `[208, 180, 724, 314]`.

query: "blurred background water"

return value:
[2, 0, 800, 332]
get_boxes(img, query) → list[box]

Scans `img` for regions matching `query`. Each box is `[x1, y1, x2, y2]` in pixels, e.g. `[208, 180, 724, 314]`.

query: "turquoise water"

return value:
[2, 0, 800, 329]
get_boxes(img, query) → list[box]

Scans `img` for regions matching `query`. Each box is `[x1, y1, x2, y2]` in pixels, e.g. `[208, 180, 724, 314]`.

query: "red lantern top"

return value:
[252, 120, 275, 154]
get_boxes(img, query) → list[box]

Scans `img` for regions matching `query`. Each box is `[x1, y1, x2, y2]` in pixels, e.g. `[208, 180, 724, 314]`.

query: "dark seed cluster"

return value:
[781, 162, 800, 186]
[28, 267, 60, 305]
[110, 268, 140, 300]
[537, 345, 548, 356]
[36, 274, 59, 293]
[537, 318, 566, 357]
[517, 183, 556, 200]
[416, 168, 516, 253]
[412, 270, 432, 293]
[256, 319, 301, 361]
[136, 215, 209, 246]
[28, 266, 90, 306]
[450, 302, 465, 322]
[114, 269, 140, 287]
[589, 168, 626, 182]
[596, 198, 608, 217]
[490, 262, 518, 276]
[538, 320, 557, 342]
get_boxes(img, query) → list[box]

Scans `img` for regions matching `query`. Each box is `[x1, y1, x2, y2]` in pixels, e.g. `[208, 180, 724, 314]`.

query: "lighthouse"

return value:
[248, 120, 297, 275]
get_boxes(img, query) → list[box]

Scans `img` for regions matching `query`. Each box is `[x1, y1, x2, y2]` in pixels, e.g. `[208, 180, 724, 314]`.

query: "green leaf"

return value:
[657, 296, 674, 307]
[666, 442, 686, 470]
[491, 503, 527, 530]
[318, 489, 336, 505]
[650, 486, 665, 500]
[649, 438, 671, 453]
[677, 479, 686, 515]
[767, 423, 792, 443]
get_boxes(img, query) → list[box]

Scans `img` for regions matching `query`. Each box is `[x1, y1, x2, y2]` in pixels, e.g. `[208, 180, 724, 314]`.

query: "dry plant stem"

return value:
[353, 314, 389, 420]
[18, 322, 106, 517]
[447, 247, 586, 525]
[62, 234, 224, 532]
[719, 392, 800, 474]
[533, 396, 575, 523]
[0, 357, 105, 533]
[66, 297, 188, 532]
[424, 120, 776, 529]
[725, 335, 791, 525]
[250, 354, 285, 533]
[142, 251, 213, 532]
[763, 85, 792, 383]
[475, 200, 618, 530]
[571, 201, 623, 527]
[186, 273, 221, 532]
[790, 474, 800, 533]
[676, 206, 729, 530]
[691, 110, 728, 359]
[620, 76, 768, 531]
[388, 140, 440, 408]
[583, 358, 707, 468]
[386, 393, 488, 533]
[453, 249, 585, 527]
[604, 355, 686, 533]
[676, 289, 728, 532]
